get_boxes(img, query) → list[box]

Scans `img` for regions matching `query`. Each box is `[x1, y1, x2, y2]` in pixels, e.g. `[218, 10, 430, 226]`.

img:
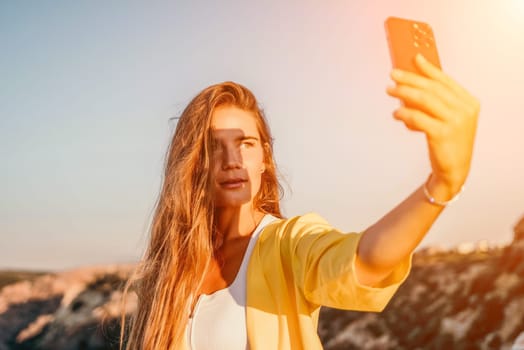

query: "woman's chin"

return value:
[215, 196, 252, 209]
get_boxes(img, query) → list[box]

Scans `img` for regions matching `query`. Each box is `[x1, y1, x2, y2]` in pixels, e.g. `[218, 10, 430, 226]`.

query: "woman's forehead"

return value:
[211, 106, 259, 136]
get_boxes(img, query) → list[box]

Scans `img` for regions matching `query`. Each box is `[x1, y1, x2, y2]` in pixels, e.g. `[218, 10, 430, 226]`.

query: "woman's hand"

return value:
[386, 53, 480, 200]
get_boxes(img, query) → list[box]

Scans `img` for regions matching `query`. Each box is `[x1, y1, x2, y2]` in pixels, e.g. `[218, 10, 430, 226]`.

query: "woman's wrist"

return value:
[423, 174, 464, 206]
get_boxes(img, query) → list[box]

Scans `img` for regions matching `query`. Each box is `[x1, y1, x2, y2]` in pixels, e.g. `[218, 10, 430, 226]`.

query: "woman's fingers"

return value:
[413, 54, 476, 102]
[390, 69, 463, 110]
[390, 54, 480, 119]
[392, 107, 441, 134]
[386, 84, 451, 121]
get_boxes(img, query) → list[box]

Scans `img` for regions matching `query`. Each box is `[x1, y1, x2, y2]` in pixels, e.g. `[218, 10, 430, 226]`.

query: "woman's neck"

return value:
[215, 206, 265, 242]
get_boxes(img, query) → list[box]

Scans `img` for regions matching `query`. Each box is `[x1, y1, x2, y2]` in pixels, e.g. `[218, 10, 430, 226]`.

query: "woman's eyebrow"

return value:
[211, 135, 259, 144]
[239, 136, 259, 141]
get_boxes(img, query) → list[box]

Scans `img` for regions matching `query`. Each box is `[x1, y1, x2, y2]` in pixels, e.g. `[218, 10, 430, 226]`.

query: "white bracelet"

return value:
[423, 176, 464, 206]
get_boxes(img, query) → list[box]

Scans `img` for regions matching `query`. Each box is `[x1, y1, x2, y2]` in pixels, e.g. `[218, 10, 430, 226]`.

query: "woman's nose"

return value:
[222, 147, 242, 169]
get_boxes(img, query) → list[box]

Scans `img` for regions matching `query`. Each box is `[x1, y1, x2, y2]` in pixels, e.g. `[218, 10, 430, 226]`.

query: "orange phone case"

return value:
[385, 16, 441, 73]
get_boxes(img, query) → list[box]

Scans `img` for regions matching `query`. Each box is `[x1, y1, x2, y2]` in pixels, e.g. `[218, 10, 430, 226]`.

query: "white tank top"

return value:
[186, 215, 277, 350]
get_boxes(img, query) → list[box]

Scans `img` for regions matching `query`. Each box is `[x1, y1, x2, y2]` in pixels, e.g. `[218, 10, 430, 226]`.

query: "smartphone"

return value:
[384, 16, 441, 73]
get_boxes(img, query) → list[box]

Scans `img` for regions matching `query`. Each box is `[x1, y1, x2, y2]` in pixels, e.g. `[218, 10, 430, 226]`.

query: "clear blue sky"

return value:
[2, 1, 524, 270]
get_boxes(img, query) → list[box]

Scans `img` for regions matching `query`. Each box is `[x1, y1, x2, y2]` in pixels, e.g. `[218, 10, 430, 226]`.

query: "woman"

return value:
[121, 53, 479, 349]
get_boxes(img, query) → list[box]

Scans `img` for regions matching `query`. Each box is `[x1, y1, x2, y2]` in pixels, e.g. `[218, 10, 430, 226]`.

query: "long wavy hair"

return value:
[120, 81, 283, 349]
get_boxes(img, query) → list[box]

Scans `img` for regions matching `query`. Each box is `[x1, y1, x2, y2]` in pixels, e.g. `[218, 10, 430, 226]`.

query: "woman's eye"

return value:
[240, 141, 255, 149]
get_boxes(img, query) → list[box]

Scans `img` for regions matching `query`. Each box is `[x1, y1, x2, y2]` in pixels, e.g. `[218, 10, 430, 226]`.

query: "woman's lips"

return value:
[220, 179, 247, 189]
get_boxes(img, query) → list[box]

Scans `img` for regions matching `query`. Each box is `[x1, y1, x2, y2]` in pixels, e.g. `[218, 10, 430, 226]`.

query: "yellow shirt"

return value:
[246, 213, 412, 349]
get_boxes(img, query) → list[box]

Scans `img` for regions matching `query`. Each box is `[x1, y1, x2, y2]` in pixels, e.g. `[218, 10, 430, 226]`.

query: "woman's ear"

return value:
[263, 142, 271, 157]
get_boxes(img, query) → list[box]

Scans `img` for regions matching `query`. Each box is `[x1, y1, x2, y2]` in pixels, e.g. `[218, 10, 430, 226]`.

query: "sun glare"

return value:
[509, 0, 524, 17]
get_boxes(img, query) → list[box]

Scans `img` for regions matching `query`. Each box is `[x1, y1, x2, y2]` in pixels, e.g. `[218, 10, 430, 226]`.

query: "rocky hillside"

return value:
[0, 265, 136, 350]
[318, 216, 524, 350]
[1, 217, 523, 350]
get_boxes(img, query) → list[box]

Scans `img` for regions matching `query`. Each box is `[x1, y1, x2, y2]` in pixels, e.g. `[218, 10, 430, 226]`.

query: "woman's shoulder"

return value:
[279, 212, 331, 225]
[261, 212, 336, 240]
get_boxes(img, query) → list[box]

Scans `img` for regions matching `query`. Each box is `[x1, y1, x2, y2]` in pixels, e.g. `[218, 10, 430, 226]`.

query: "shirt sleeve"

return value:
[286, 213, 412, 312]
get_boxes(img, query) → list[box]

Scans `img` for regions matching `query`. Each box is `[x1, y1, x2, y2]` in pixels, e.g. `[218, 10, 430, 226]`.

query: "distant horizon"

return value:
[1, 234, 519, 273]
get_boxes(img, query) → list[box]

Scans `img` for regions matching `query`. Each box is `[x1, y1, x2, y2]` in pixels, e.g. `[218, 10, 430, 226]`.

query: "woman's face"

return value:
[210, 105, 266, 209]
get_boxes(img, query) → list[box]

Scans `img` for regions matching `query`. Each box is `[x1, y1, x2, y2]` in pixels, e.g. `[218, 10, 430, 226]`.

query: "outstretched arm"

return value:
[355, 53, 480, 287]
